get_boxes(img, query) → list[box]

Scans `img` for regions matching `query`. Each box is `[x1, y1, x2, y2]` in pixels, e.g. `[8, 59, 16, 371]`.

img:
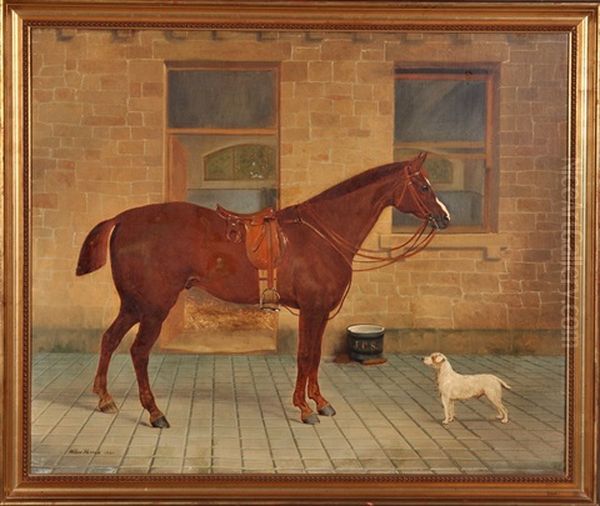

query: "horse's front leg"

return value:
[304, 315, 335, 416]
[293, 310, 328, 424]
[307, 370, 336, 417]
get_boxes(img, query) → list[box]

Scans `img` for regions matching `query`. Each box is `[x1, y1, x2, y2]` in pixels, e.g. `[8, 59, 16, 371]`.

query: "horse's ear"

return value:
[414, 152, 429, 177]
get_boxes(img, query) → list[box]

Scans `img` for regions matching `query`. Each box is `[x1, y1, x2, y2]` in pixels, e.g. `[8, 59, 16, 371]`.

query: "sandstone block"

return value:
[79, 59, 127, 74]
[453, 301, 507, 328]
[82, 115, 126, 127]
[360, 49, 384, 61]
[324, 82, 353, 99]
[281, 61, 308, 82]
[412, 295, 453, 320]
[502, 64, 532, 87]
[354, 100, 378, 115]
[308, 61, 332, 82]
[321, 40, 362, 61]
[38, 103, 83, 125]
[310, 112, 339, 128]
[295, 82, 324, 98]
[142, 82, 163, 97]
[34, 193, 58, 209]
[292, 46, 320, 61]
[521, 249, 552, 262]
[461, 272, 500, 293]
[352, 84, 373, 101]
[127, 59, 163, 81]
[508, 307, 540, 328]
[34, 89, 54, 103]
[333, 61, 356, 82]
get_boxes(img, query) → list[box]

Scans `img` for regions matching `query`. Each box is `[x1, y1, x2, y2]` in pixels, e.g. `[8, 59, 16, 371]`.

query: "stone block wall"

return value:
[31, 29, 568, 355]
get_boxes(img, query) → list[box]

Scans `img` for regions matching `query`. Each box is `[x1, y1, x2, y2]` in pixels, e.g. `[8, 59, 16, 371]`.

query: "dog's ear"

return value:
[434, 354, 446, 363]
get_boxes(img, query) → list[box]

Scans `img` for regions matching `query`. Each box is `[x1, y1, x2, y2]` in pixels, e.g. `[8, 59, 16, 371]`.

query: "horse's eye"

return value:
[421, 185, 429, 192]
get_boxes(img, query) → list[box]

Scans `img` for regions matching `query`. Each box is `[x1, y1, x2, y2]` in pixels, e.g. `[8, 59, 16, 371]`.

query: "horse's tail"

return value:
[76, 217, 118, 276]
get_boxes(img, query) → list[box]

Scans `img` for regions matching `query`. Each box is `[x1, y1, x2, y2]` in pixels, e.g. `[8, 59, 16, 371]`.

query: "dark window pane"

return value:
[395, 78, 486, 142]
[168, 70, 276, 129]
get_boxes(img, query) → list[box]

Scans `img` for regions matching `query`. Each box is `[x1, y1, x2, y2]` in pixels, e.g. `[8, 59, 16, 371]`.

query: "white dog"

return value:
[422, 352, 511, 425]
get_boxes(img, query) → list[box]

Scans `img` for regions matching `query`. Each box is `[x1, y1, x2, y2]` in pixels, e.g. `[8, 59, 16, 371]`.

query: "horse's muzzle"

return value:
[429, 214, 450, 230]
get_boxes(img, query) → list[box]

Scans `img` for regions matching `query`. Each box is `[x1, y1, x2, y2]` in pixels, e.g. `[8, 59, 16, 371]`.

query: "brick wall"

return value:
[31, 29, 568, 355]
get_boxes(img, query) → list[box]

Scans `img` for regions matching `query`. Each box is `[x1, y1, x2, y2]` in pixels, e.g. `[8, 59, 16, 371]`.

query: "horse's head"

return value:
[393, 152, 450, 230]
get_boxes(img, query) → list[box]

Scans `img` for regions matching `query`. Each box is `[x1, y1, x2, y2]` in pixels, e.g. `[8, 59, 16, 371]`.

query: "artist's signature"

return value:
[68, 449, 113, 455]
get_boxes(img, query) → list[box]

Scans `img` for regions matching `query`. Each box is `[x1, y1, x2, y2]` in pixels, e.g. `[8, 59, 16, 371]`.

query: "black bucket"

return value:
[347, 324, 385, 362]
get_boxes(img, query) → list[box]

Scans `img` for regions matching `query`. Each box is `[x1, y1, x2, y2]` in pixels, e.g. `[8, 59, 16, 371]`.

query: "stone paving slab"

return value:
[31, 353, 565, 475]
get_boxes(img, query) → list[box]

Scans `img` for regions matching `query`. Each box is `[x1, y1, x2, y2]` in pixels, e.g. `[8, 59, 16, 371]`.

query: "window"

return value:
[393, 68, 495, 232]
[166, 63, 279, 213]
[164, 63, 280, 354]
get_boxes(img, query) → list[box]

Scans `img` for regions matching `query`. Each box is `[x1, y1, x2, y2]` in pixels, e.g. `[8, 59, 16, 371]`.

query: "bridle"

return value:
[394, 166, 439, 225]
[299, 164, 438, 273]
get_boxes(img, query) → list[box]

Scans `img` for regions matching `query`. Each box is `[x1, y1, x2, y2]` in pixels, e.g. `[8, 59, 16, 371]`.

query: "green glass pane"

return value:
[234, 145, 276, 180]
[205, 148, 234, 180]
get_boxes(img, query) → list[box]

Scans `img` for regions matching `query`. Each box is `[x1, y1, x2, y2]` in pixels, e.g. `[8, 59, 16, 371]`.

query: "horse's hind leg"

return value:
[130, 313, 170, 428]
[93, 305, 139, 413]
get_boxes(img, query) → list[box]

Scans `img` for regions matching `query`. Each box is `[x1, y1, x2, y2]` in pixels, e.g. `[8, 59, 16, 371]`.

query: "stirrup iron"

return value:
[260, 288, 280, 312]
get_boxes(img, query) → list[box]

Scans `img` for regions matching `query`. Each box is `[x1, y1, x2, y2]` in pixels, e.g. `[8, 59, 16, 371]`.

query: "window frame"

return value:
[165, 61, 280, 201]
[393, 66, 498, 234]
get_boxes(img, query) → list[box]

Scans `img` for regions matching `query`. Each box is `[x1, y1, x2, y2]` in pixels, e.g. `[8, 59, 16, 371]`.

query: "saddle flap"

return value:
[245, 219, 285, 270]
[217, 204, 287, 270]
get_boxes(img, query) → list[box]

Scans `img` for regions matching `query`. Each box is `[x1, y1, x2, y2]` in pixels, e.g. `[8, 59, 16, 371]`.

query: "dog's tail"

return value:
[498, 378, 511, 390]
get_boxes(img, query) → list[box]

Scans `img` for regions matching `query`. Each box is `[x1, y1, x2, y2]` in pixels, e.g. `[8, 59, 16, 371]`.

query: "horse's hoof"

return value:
[302, 413, 320, 425]
[151, 415, 170, 428]
[318, 404, 336, 417]
[98, 400, 118, 413]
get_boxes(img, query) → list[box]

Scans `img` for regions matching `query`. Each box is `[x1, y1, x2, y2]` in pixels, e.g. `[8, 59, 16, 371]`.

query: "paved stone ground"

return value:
[31, 353, 565, 475]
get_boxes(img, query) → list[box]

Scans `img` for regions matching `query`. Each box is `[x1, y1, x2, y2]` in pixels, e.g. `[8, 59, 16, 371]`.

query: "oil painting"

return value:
[2, 1, 598, 504]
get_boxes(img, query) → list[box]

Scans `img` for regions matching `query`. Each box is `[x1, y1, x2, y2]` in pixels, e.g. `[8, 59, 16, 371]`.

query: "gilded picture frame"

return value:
[1, 1, 598, 504]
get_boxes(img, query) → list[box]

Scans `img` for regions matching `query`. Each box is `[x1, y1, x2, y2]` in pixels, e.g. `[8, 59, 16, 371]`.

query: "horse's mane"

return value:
[306, 162, 405, 204]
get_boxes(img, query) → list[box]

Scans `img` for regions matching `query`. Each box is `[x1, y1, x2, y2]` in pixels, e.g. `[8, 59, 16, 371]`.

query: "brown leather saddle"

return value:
[216, 204, 287, 310]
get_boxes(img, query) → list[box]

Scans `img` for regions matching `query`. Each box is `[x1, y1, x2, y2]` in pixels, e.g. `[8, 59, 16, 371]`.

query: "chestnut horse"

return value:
[76, 153, 450, 427]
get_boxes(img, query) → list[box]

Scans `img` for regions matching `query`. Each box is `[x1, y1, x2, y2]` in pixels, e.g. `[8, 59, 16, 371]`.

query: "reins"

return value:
[281, 164, 439, 319]
[300, 205, 436, 272]
[297, 169, 438, 272]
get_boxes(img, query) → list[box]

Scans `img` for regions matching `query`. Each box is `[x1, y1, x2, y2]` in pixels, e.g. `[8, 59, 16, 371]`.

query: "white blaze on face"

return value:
[425, 176, 450, 221]
[436, 197, 450, 221]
